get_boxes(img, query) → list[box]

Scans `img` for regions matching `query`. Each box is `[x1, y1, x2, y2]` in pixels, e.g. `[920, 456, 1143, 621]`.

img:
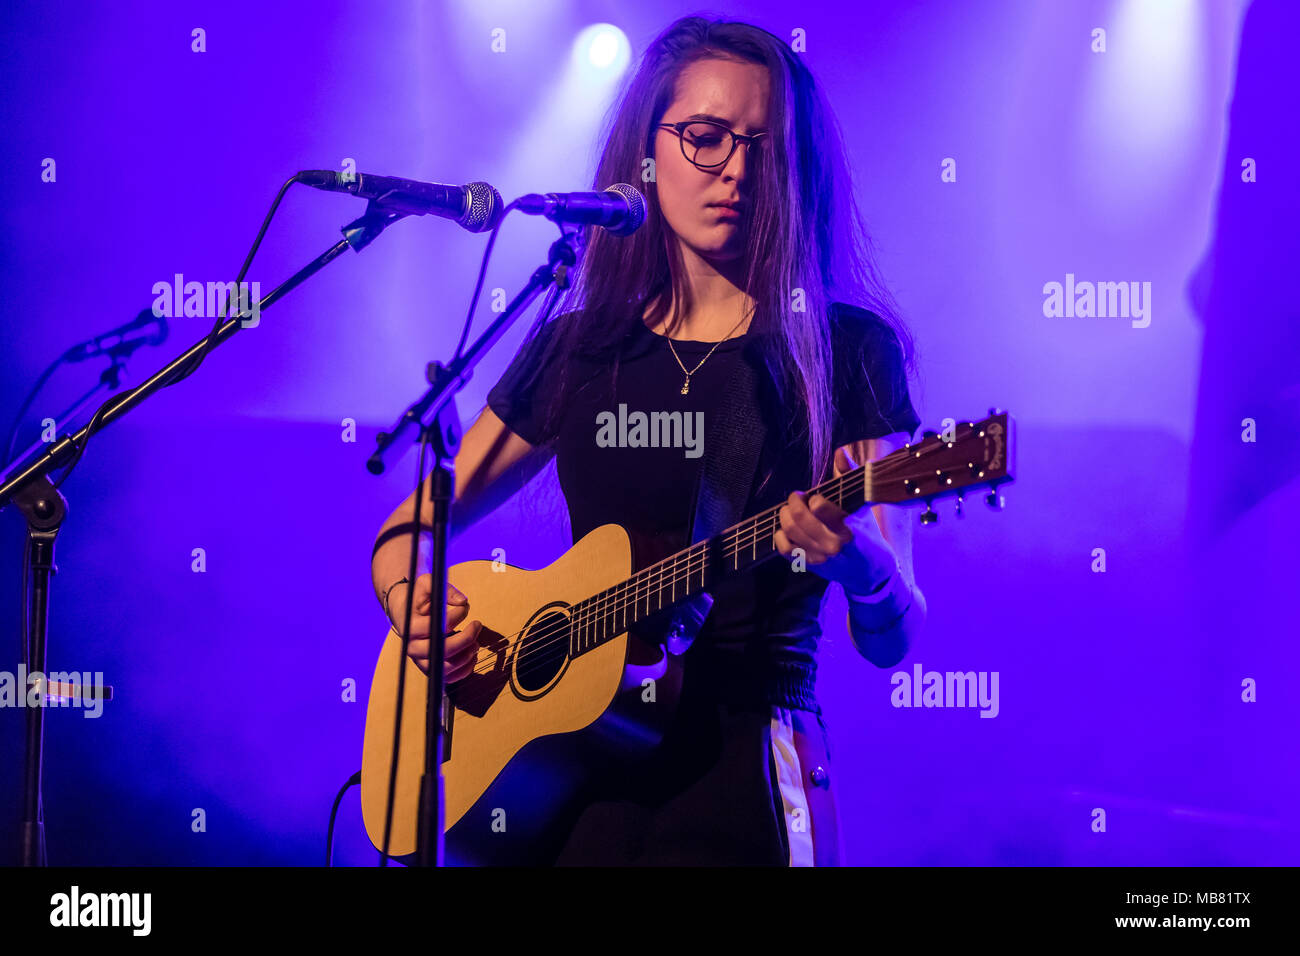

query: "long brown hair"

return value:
[516, 14, 914, 485]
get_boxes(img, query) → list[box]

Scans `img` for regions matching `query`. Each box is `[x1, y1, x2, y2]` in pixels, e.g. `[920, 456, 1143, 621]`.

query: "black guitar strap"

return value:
[665, 337, 776, 653]
[691, 337, 770, 540]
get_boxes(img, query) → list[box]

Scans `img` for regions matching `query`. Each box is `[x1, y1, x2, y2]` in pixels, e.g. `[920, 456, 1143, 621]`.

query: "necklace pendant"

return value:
[680, 377, 690, 395]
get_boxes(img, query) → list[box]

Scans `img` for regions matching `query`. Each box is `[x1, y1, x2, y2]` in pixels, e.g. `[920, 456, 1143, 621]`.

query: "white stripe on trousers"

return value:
[769, 706, 841, 866]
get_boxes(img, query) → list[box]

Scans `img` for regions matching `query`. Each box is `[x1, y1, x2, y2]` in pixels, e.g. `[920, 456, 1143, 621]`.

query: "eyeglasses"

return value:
[656, 120, 769, 170]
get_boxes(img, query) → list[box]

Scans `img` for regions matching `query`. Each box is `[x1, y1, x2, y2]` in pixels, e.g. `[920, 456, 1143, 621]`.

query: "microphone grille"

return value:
[462, 182, 505, 232]
[604, 183, 646, 236]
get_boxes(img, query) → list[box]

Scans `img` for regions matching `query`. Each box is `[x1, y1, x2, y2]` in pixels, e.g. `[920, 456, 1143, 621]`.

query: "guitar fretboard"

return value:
[566, 461, 873, 658]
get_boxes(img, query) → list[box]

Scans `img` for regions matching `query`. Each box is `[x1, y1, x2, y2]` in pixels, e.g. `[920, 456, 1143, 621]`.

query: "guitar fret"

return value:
[522, 422, 1012, 668]
[525, 459, 908, 665]
[569, 463, 883, 654]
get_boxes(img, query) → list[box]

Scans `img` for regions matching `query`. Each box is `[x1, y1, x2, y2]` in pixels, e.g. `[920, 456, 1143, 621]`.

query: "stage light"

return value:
[573, 23, 629, 76]
[494, 20, 633, 220]
[587, 27, 621, 68]
[1075, 0, 1208, 215]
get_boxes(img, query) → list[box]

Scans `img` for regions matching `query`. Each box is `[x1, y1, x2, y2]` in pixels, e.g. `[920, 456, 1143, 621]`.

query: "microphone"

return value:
[63, 309, 168, 363]
[297, 170, 504, 232]
[516, 184, 646, 236]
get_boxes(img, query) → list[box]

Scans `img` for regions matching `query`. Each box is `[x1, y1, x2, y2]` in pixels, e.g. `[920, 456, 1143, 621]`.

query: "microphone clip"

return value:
[342, 201, 408, 253]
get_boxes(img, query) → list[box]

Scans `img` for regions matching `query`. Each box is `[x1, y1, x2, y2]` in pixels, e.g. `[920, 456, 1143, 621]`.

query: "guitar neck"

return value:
[565, 411, 1013, 659]
[566, 461, 873, 658]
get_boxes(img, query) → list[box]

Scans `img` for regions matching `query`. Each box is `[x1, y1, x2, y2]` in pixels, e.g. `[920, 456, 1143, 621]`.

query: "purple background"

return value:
[1, 0, 1295, 865]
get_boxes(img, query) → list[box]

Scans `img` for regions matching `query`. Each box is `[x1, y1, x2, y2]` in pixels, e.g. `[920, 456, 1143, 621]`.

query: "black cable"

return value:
[378, 201, 578, 865]
[376, 228, 569, 866]
[451, 200, 519, 362]
[3, 354, 64, 470]
[327, 771, 361, 866]
[8, 172, 308, 868]
[48, 172, 306, 492]
[376, 204, 521, 866]
[10, 167, 319, 494]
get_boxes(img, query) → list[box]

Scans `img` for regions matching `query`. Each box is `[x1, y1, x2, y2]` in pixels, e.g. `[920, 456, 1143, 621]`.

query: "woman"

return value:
[370, 15, 927, 865]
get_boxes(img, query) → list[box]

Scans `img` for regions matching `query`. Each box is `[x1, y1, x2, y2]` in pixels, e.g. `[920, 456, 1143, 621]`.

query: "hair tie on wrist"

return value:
[846, 563, 901, 605]
[846, 566, 912, 633]
[380, 577, 411, 618]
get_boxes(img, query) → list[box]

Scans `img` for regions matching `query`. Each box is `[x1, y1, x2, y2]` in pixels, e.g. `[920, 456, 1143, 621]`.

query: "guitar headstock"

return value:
[868, 411, 1015, 518]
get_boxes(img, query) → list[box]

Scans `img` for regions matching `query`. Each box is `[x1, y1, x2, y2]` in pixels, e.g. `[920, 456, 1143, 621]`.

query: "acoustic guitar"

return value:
[361, 411, 1015, 863]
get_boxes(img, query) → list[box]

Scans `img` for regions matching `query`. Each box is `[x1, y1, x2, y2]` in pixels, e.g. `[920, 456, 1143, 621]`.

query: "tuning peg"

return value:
[920, 502, 938, 525]
[984, 490, 1004, 510]
[954, 494, 964, 518]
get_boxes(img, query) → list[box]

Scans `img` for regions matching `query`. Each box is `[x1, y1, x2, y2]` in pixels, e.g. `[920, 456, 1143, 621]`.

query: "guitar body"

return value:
[360, 523, 682, 865]
[359, 411, 1014, 864]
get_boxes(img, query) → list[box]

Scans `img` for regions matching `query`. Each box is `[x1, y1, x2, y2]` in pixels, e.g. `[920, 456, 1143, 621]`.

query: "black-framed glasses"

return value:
[656, 120, 769, 169]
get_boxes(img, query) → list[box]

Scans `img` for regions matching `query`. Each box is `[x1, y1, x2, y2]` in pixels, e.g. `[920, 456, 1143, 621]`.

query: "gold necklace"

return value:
[664, 312, 750, 395]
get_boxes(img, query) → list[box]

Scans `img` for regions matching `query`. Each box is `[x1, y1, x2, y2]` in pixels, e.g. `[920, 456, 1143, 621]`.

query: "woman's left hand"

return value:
[773, 446, 898, 593]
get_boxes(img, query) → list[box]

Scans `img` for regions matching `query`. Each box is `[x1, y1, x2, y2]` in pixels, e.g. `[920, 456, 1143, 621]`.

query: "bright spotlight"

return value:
[589, 30, 620, 68]
[573, 23, 629, 76]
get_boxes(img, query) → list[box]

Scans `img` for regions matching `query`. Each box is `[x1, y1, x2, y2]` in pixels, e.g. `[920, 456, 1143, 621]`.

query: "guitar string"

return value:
[435, 444, 966, 708]
[443, 507, 784, 711]
[443, 441, 964, 706]
[431, 466, 872, 711]
[440, 441, 970, 708]
[447, 465, 985, 713]
[492, 438, 957, 656]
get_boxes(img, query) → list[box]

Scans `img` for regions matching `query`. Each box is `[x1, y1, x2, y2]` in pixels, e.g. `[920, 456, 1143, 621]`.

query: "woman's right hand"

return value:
[386, 574, 482, 683]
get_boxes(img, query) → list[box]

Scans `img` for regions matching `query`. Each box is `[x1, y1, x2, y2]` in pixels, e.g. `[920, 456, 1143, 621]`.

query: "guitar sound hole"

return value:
[514, 609, 570, 694]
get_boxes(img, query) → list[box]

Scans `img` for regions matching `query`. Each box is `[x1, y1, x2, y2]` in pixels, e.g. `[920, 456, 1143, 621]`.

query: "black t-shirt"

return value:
[486, 301, 920, 714]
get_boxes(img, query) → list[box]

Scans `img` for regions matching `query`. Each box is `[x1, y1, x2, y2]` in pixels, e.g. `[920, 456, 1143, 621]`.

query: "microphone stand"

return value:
[2, 350, 138, 863]
[367, 225, 585, 868]
[2, 349, 132, 487]
[0, 199, 405, 866]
